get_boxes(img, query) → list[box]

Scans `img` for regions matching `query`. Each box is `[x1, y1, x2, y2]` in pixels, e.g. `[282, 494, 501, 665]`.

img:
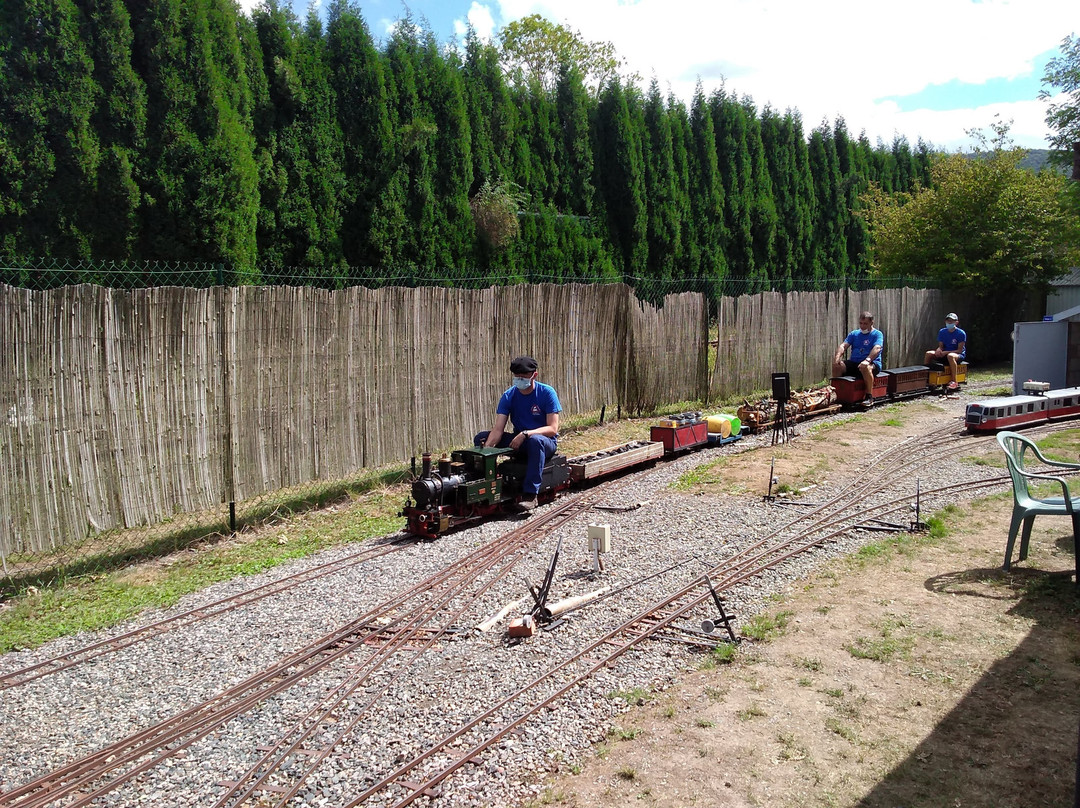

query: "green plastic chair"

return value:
[996, 430, 1080, 581]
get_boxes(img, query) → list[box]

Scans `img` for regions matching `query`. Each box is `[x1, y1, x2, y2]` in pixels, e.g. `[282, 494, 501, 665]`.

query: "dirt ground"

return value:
[538, 401, 1080, 808]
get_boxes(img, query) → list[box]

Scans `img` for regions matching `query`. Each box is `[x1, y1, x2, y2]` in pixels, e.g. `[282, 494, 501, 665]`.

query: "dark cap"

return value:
[510, 355, 538, 375]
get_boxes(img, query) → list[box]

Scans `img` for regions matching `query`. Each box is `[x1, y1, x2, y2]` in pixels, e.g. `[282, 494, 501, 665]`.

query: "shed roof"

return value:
[1050, 267, 1080, 287]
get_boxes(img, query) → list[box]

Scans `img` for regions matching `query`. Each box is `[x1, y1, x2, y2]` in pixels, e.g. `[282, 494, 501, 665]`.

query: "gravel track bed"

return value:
[0, 395, 1011, 807]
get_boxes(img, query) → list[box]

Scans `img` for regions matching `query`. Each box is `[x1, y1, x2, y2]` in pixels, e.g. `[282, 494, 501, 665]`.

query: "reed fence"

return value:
[0, 280, 964, 590]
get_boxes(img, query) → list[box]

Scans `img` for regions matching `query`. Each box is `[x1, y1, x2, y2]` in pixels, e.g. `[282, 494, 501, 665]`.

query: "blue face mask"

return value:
[946, 323, 956, 331]
[512, 376, 533, 391]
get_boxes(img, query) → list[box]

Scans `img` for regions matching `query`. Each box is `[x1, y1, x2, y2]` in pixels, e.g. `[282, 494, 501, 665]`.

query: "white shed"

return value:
[1045, 268, 1080, 318]
[1013, 303, 1080, 394]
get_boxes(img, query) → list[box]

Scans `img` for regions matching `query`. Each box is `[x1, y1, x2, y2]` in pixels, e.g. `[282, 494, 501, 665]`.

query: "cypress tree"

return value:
[789, 112, 817, 283]
[0, 0, 99, 262]
[759, 106, 791, 284]
[914, 138, 934, 187]
[382, 16, 436, 274]
[891, 134, 917, 191]
[666, 94, 696, 279]
[251, 2, 345, 275]
[807, 121, 848, 280]
[327, 0, 392, 270]
[710, 89, 755, 282]
[462, 28, 516, 194]
[516, 84, 559, 206]
[554, 62, 594, 216]
[84, 0, 147, 262]
[833, 117, 869, 275]
[742, 99, 778, 289]
[593, 79, 647, 277]
[642, 79, 680, 283]
[129, 0, 259, 271]
[688, 83, 727, 287]
[418, 32, 473, 269]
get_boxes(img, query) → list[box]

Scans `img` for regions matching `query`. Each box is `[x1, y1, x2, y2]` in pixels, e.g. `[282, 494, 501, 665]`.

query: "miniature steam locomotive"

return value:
[400, 412, 740, 539]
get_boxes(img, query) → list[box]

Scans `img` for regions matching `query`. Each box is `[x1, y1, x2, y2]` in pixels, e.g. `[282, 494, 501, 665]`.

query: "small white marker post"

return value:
[587, 524, 611, 574]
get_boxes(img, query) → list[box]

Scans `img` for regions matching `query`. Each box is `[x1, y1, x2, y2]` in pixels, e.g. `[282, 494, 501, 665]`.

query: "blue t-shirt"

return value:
[937, 326, 967, 357]
[845, 328, 884, 366]
[497, 381, 562, 433]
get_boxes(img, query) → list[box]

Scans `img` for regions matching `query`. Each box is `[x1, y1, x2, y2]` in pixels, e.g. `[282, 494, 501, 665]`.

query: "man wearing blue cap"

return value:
[924, 313, 967, 390]
[475, 355, 561, 510]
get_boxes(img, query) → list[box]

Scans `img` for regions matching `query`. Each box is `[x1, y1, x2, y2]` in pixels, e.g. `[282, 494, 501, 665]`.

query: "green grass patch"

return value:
[967, 362, 1012, 383]
[0, 496, 403, 653]
[737, 703, 767, 721]
[1033, 429, 1080, 464]
[712, 642, 738, 663]
[844, 617, 916, 663]
[609, 687, 651, 705]
[825, 717, 859, 743]
[843, 506, 956, 574]
[741, 610, 794, 641]
[671, 458, 728, 490]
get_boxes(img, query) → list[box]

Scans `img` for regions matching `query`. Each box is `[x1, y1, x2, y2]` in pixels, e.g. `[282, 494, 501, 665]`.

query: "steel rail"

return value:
[209, 496, 600, 808]
[0, 540, 410, 691]
[6, 417, 1067, 807]
[332, 426, 1030, 806]
[0, 495, 597, 808]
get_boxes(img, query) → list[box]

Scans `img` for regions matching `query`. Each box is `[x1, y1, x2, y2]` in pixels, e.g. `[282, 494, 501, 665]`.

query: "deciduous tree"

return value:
[1041, 33, 1080, 154]
[497, 13, 628, 93]
[862, 132, 1080, 357]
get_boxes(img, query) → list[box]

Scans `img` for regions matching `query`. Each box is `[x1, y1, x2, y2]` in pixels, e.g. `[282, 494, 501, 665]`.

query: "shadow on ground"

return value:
[857, 563, 1080, 807]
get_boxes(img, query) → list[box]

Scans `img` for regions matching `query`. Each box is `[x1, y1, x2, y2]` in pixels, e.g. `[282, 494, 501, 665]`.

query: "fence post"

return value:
[218, 287, 236, 533]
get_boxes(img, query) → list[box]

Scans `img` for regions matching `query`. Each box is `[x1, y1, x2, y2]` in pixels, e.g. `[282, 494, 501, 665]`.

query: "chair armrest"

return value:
[1019, 469, 1076, 511]
[1027, 442, 1080, 471]
[1041, 459, 1080, 471]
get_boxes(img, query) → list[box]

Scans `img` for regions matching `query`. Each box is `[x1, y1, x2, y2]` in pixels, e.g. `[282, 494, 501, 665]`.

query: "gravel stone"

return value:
[0, 394, 1007, 806]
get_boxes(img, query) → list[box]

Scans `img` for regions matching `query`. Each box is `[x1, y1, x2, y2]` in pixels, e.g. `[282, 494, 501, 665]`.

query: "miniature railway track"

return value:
[0, 495, 598, 808]
[284, 423, 1042, 807]
[0, 539, 412, 691]
[6, 418, 1071, 807]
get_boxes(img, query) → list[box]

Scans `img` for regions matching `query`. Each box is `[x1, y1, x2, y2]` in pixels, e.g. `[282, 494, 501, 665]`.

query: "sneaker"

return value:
[863, 394, 874, 407]
[947, 381, 959, 391]
[518, 498, 538, 511]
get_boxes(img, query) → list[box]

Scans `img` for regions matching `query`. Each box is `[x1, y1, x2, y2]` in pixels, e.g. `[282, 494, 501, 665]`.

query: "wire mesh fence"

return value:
[0, 257, 955, 596]
[0, 256, 938, 296]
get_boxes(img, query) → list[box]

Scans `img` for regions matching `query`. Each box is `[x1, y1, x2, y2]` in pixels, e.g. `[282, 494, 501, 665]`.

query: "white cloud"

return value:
[493, 0, 1071, 149]
[454, 2, 498, 41]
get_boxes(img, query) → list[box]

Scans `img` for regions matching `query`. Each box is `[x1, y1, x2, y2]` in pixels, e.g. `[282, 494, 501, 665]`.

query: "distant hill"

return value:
[1018, 149, 1057, 172]
[963, 149, 1066, 174]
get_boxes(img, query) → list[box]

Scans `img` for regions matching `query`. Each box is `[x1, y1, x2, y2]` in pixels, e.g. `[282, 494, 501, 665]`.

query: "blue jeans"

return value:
[473, 431, 558, 496]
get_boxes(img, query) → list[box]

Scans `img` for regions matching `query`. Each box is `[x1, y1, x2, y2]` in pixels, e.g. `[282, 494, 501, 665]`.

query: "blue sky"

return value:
[248, 0, 1074, 152]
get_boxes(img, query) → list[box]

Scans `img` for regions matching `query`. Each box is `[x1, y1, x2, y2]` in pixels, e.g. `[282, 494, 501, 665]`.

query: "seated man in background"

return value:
[833, 311, 884, 407]
[923, 312, 966, 390]
[474, 355, 561, 511]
